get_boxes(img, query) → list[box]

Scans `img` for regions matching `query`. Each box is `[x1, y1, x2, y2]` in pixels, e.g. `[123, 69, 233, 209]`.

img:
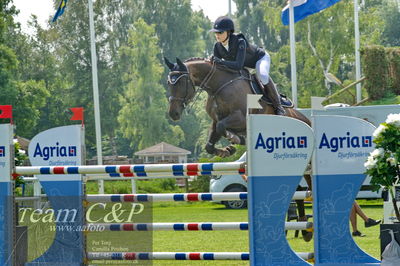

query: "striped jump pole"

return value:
[83, 170, 243, 178]
[87, 252, 314, 261]
[85, 191, 311, 203]
[87, 221, 313, 231]
[15, 162, 245, 176]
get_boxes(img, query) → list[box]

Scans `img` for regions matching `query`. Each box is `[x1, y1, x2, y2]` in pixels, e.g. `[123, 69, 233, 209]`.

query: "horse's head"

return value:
[164, 57, 196, 121]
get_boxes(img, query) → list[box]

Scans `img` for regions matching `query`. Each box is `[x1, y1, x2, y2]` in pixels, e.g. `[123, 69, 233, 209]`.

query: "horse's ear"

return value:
[176, 57, 187, 71]
[164, 57, 175, 70]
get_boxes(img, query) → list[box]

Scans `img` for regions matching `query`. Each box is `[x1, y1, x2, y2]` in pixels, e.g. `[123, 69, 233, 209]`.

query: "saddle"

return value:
[242, 69, 294, 108]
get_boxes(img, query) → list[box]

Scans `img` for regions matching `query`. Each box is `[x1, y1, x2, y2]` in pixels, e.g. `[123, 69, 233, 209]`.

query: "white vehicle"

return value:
[209, 152, 309, 209]
[210, 153, 381, 209]
[209, 153, 248, 209]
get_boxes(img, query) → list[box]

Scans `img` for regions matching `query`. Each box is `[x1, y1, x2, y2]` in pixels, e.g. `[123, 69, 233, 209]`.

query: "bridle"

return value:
[167, 71, 197, 107]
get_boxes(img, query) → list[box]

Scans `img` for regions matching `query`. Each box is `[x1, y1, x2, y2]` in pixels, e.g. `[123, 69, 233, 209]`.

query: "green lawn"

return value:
[148, 200, 382, 266]
[22, 200, 383, 265]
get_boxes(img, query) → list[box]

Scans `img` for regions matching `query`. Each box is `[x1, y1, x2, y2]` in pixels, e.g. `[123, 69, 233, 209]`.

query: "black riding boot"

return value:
[264, 80, 285, 115]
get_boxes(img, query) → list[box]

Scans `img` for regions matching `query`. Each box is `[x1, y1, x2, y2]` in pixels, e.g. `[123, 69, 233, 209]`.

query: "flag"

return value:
[70, 107, 84, 125]
[281, 0, 342, 26]
[52, 0, 68, 22]
[0, 105, 13, 124]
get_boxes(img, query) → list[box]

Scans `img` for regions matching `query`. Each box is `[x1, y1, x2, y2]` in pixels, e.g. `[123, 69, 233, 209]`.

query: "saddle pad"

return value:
[249, 76, 294, 108]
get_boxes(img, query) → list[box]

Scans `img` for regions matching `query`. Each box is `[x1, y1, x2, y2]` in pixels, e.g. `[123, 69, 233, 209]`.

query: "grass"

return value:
[365, 94, 400, 106]
[20, 200, 383, 265]
[149, 200, 383, 265]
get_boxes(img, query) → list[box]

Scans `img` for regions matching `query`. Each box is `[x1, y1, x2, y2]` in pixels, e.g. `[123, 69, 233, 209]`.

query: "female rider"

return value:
[210, 16, 285, 115]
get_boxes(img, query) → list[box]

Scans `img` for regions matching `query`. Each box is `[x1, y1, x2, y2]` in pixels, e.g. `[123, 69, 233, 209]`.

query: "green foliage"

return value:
[13, 80, 50, 135]
[0, 44, 18, 110]
[198, 145, 246, 163]
[86, 179, 180, 194]
[189, 176, 211, 192]
[14, 139, 27, 189]
[387, 47, 400, 95]
[118, 19, 184, 152]
[368, 94, 400, 106]
[137, 179, 180, 194]
[362, 46, 400, 100]
[362, 45, 390, 100]
[381, 0, 400, 47]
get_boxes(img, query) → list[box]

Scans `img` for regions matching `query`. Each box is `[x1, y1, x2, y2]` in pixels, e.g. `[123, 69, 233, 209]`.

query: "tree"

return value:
[10, 17, 70, 136]
[259, 0, 383, 107]
[235, 0, 288, 52]
[0, 1, 50, 137]
[118, 19, 184, 151]
[381, 0, 400, 47]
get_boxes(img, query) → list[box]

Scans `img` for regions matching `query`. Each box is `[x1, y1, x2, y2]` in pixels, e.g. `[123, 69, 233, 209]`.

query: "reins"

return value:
[199, 60, 249, 99]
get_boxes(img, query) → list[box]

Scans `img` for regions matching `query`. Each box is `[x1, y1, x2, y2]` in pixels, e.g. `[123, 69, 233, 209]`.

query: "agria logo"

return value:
[318, 132, 372, 152]
[254, 132, 308, 153]
[0, 146, 5, 157]
[33, 142, 77, 161]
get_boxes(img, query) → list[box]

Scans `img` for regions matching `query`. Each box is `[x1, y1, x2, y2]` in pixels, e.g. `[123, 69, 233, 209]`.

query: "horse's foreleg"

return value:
[216, 110, 246, 145]
[205, 121, 236, 158]
[205, 121, 222, 154]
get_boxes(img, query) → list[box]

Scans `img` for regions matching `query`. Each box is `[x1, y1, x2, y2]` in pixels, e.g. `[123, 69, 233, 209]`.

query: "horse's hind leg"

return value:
[297, 172, 313, 242]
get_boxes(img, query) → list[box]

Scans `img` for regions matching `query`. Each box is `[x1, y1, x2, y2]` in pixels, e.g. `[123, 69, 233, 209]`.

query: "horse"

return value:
[164, 57, 313, 241]
[164, 57, 310, 157]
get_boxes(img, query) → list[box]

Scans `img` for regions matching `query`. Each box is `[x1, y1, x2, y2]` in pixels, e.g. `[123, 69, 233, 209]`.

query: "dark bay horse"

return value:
[164, 57, 310, 157]
[165, 57, 313, 241]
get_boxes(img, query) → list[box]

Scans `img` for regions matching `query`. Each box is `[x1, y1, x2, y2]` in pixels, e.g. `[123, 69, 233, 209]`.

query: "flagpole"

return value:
[88, 0, 104, 193]
[289, 0, 298, 107]
[354, 0, 361, 103]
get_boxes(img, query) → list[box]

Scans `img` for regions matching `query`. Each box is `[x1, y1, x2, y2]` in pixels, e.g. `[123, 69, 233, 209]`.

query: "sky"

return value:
[13, 0, 237, 33]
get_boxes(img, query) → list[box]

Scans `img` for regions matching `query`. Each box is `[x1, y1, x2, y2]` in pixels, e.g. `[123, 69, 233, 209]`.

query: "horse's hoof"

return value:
[302, 231, 313, 242]
[205, 143, 216, 154]
[226, 145, 236, 156]
[226, 131, 241, 144]
[215, 149, 230, 158]
[299, 215, 313, 242]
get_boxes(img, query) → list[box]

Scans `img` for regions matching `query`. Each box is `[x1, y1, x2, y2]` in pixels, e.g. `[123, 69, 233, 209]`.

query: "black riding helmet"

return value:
[210, 16, 234, 33]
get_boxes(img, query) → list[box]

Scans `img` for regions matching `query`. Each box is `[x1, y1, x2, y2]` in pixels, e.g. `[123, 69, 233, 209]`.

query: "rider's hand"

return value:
[213, 57, 223, 64]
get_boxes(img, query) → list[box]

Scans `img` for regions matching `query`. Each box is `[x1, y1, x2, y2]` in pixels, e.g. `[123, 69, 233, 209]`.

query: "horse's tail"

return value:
[285, 108, 311, 127]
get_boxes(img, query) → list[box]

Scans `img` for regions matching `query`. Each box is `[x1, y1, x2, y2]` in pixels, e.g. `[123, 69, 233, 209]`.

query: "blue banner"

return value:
[281, 0, 342, 26]
[52, 0, 68, 22]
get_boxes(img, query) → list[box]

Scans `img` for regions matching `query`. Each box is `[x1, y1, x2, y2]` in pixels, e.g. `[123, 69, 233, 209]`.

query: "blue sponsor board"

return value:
[26, 125, 85, 265]
[247, 115, 314, 265]
[312, 115, 379, 265]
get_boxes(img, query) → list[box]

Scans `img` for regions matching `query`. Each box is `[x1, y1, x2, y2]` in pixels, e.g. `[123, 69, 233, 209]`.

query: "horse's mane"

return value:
[184, 57, 206, 63]
[184, 57, 240, 75]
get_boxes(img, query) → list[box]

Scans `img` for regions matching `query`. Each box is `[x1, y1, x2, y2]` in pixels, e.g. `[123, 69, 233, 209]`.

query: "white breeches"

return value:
[255, 53, 271, 85]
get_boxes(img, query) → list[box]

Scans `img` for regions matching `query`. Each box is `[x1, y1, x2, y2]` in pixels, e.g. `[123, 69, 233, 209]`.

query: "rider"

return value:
[210, 16, 285, 115]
